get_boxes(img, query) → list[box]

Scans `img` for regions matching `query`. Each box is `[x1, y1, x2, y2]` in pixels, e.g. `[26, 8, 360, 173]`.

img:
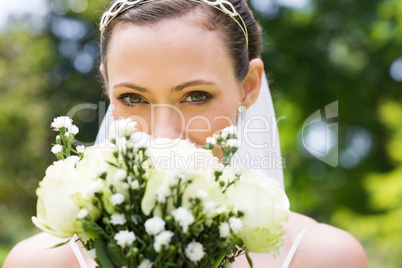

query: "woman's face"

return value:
[103, 17, 249, 149]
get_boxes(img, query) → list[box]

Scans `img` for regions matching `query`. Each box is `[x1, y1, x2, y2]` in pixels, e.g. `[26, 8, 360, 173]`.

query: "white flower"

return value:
[96, 164, 109, 176]
[226, 139, 239, 148]
[156, 185, 171, 203]
[114, 230, 136, 249]
[70, 125, 79, 135]
[113, 169, 127, 181]
[138, 259, 153, 268]
[206, 137, 217, 145]
[81, 180, 104, 198]
[77, 208, 88, 219]
[114, 137, 128, 154]
[196, 189, 208, 200]
[225, 170, 289, 257]
[65, 132, 70, 137]
[51, 116, 73, 131]
[153, 230, 174, 252]
[111, 193, 125, 206]
[32, 157, 100, 238]
[76, 145, 85, 153]
[219, 222, 230, 238]
[122, 183, 130, 190]
[203, 201, 216, 218]
[110, 118, 138, 138]
[144, 216, 165, 236]
[87, 249, 97, 260]
[110, 213, 127, 225]
[229, 217, 243, 234]
[185, 241, 205, 263]
[51, 144, 63, 154]
[171, 207, 195, 233]
[67, 155, 80, 164]
[130, 180, 140, 190]
[129, 131, 150, 148]
[221, 126, 237, 139]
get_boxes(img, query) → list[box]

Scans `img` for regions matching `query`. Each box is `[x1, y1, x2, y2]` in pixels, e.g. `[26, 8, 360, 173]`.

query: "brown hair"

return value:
[100, 0, 262, 80]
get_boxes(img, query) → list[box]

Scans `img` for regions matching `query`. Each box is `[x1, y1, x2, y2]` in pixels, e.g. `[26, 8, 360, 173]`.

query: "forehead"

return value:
[105, 17, 235, 86]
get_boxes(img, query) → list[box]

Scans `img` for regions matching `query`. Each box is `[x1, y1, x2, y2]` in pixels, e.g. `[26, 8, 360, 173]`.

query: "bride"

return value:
[4, 0, 368, 267]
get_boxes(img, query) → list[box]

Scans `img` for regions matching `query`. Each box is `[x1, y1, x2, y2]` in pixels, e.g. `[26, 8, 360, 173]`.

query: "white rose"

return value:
[181, 173, 225, 208]
[77, 146, 114, 180]
[225, 170, 289, 258]
[114, 169, 127, 182]
[76, 208, 89, 219]
[32, 157, 92, 238]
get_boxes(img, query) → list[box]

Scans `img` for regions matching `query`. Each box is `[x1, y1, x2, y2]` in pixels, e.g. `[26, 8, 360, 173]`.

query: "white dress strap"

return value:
[70, 237, 88, 268]
[281, 222, 319, 268]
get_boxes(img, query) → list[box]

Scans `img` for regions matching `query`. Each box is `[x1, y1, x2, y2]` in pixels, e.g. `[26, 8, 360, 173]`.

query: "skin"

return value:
[4, 16, 369, 268]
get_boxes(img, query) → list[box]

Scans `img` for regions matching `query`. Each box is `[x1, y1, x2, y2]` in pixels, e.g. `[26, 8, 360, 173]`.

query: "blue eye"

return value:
[184, 92, 212, 104]
[118, 94, 145, 105]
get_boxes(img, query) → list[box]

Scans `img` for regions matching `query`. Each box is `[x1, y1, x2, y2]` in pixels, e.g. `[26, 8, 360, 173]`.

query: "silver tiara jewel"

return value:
[99, 0, 248, 47]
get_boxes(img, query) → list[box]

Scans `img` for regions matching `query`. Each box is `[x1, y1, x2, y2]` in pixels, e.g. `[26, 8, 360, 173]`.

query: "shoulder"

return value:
[289, 213, 369, 268]
[3, 232, 79, 268]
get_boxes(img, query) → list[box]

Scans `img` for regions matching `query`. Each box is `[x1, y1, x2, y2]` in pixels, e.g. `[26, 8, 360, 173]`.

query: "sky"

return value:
[0, 0, 48, 30]
[0, 0, 312, 30]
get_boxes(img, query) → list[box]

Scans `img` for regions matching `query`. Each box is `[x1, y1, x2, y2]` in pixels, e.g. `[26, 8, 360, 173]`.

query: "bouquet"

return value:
[32, 116, 290, 267]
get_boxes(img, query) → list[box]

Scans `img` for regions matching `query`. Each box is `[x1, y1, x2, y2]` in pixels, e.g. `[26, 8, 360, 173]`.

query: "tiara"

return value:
[100, 0, 248, 47]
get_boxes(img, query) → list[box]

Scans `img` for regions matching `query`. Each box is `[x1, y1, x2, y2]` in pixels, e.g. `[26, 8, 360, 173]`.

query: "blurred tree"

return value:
[252, 0, 401, 266]
[0, 0, 108, 262]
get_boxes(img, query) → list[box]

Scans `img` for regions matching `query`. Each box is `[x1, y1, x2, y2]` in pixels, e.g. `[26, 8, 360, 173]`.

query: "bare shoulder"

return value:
[3, 232, 79, 268]
[290, 213, 369, 268]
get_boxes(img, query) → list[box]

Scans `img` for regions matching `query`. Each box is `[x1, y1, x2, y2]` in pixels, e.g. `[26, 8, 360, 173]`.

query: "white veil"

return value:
[95, 73, 284, 189]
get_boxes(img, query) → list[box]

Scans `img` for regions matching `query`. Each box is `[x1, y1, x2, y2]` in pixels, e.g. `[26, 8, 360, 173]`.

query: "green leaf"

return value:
[49, 238, 71, 249]
[245, 251, 253, 268]
[94, 239, 117, 268]
[107, 242, 127, 267]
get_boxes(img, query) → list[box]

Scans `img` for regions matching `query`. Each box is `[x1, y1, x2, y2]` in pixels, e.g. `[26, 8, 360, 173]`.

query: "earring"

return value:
[238, 102, 247, 114]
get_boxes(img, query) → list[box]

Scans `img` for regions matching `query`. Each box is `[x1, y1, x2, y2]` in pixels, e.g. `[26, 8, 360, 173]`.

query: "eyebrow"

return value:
[114, 80, 216, 93]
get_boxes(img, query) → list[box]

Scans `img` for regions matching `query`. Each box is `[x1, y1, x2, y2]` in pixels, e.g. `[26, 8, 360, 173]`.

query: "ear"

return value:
[241, 58, 264, 109]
